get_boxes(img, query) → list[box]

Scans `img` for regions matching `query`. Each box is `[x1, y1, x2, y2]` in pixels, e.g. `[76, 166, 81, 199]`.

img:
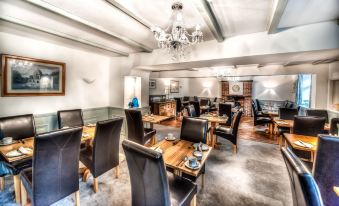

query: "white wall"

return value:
[0, 29, 111, 116]
[252, 75, 297, 101]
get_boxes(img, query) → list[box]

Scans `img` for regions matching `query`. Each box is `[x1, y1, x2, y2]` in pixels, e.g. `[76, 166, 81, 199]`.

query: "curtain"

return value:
[295, 74, 303, 106]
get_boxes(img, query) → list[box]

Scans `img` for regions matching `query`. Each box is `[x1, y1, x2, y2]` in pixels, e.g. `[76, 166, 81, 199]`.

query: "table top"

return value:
[142, 115, 171, 124]
[262, 110, 279, 116]
[150, 139, 212, 177]
[199, 115, 228, 123]
[274, 119, 330, 131]
[283, 133, 318, 152]
[0, 126, 96, 163]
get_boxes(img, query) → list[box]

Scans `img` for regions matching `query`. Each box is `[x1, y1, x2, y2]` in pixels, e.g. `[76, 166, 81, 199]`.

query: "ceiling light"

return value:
[151, 1, 203, 60]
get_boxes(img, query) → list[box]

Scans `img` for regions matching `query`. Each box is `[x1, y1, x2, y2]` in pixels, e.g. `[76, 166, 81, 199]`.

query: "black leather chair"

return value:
[174, 97, 184, 115]
[80, 118, 123, 192]
[0, 114, 35, 195]
[329, 118, 339, 135]
[292, 116, 326, 137]
[57, 109, 84, 129]
[183, 96, 190, 102]
[125, 109, 156, 145]
[186, 105, 197, 118]
[281, 147, 323, 206]
[251, 101, 272, 126]
[180, 117, 208, 144]
[313, 135, 339, 206]
[20, 127, 83, 206]
[200, 99, 210, 114]
[193, 96, 198, 101]
[122, 139, 197, 206]
[214, 110, 243, 155]
[218, 103, 232, 126]
[278, 108, 298, 135]
[189, 101, 201, 117]
[255, 99, 263, 111]
[290, 116, 326, 161]
[306, 109, 329, 123]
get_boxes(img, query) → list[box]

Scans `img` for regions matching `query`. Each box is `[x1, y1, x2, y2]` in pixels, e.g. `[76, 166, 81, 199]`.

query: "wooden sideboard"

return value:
[221, 81, 253, 116]
[150, 100, 176, 117]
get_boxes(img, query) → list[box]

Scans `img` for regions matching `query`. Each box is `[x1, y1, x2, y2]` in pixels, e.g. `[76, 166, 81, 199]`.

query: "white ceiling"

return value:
[0, 0, 338, 57]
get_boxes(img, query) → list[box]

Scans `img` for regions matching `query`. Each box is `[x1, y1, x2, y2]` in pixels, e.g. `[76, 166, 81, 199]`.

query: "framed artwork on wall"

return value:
[149, 79, 156, 89]
[229, 81, 243, 95]
[170, 80, 179, 93]
[1, 54, 66, 96]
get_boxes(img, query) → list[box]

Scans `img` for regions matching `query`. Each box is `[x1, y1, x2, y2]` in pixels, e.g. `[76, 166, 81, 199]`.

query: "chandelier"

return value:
[214, 67, 239, 82]
[151, 1, 203, 60]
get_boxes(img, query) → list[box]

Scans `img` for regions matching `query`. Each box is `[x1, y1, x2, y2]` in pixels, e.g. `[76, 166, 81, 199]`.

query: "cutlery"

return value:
[298, 140, 308, 148]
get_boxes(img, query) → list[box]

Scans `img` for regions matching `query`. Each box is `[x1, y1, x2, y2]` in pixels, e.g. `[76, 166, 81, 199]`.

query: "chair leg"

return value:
[20, 181, 27, 206]
[233, 145, 237, 155]
[115, 166, 120, 178]
[93, 177, 99, 193]
[190, 194, 197, 206]
[82, 168, 90, 182]
[13, 175, 21, 204]
[75, 190, 80, 206]
[0, 177, 4, 191]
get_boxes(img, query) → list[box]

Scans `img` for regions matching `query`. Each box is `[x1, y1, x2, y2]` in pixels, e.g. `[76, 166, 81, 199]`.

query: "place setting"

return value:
[6, 146, 33, 158]
[0, 137, 18, 146]
[293, 140, 314, 149]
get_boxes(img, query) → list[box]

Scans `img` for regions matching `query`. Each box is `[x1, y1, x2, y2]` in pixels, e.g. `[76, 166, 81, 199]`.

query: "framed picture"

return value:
[1, 54, 66, 96]
[170, 80, 179, 93]
[229, 82, 243, 95]
[149, 79, 156, 89]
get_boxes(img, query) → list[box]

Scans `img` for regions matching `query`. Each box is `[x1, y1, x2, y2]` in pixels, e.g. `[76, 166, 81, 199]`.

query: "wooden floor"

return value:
[160, 116, 278, 145]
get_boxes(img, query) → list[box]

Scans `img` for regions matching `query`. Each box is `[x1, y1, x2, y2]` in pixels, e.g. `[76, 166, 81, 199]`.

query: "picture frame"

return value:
[170, 80, 179, 93]
[149, 79, 156, 89]
[1, 54, 66, 96]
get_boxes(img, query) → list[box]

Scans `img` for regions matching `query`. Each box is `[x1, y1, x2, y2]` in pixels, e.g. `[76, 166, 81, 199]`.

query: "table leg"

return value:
[0, 177, 4, 191]
[209, 122, 216, 148]
[13, 174, 21, 204]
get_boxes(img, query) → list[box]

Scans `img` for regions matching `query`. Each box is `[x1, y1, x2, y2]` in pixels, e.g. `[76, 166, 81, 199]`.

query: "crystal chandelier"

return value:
[151, 1, 203, 60]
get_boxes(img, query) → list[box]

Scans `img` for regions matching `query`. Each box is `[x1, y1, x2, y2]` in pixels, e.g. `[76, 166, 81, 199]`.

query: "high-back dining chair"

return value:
[218, 103, 232, 126]
[57, 109, 84, 129]
[0, 114, 35, 196]
[313, 135, 339, 206]
[122, 140, 197, 206]
[279, 108, 298, 120]
[180, 117, 208, 144]
[20, 127, 83, 206]
[330, 118, 339, 136]
[292, 116, 326, 137]
[281, 147, 323, 206]
[124, 109, 156, 145]
[80, 118, 123, 192]
[306, 109, 329, 123]
[0, 114, 36, 141]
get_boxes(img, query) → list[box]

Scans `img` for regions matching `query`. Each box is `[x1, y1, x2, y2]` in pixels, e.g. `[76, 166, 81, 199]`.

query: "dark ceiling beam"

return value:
[104, 0, 151, 29]
[196, 0, 224, 42]
[0, 15, 129, 56]
[267, 0, 288, 34]
[25, 0, 152, 52]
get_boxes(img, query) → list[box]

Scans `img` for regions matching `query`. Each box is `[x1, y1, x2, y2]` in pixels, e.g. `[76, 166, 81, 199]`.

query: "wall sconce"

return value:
[82, 78, 96, 84]
[203, 82, 212, 88]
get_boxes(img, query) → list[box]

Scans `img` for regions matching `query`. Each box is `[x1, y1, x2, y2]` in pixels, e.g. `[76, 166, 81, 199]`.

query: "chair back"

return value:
[92, 118, 123, 177]
[180, 117, 208, 144]
[125, 109, 147, 144]
[183, 96, 190, 101]
[293, 116, 326, 136]
[193, 96, 198, 101]
[186, 105, 197, 117]
[189, 101, 200, 117]
[32, 127, 83, 206]
[313, 135, 339, 206]
[232, 110, 243, 138]
[251, 101, 259, 119]
[0, 114, 35, 140]
[279, 108, 298, 120]
[330, 118, 339, 135]
[57, 109, 84, 129]
[122, 140, 171, 206]
[174, 98, 182, 113]
[306, 109, 329, 123]
[255, 99, 262, 111]
[281, 147, 323, 206]
[200, 99, 209, 107]
[219, 103, 232, 126]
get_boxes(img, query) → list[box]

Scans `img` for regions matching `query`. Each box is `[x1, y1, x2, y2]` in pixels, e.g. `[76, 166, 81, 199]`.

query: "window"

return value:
[296, 74, 312, 108]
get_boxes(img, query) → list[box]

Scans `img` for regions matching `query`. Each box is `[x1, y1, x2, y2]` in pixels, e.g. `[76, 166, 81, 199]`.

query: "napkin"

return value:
[294, 141, 313, 148]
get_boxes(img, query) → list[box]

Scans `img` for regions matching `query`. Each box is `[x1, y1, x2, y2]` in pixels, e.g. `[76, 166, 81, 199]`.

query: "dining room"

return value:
[0, 0, 339, 206]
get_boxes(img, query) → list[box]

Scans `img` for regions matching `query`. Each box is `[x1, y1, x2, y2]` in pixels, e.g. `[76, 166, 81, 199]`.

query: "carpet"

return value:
[0, 124, 292, 206]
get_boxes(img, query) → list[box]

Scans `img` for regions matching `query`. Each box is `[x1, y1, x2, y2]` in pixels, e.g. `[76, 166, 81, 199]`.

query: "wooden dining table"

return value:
[199, 115, 228, 148]
[149, 139, 212, 178]
[283, 133, 319, 162]
[0, 125, 96, 203]
[274, 119, 330, 133]
[142, 115, 172, 145]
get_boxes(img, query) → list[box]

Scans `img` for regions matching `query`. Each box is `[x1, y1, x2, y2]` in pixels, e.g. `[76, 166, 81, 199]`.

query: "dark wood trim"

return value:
[1, 54, 66, 97]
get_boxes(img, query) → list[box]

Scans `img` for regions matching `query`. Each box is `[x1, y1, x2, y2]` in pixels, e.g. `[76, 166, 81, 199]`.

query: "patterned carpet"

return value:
[0, 124, 292, 206]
